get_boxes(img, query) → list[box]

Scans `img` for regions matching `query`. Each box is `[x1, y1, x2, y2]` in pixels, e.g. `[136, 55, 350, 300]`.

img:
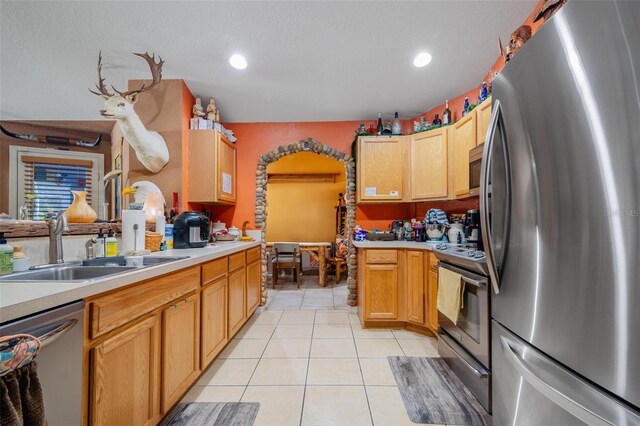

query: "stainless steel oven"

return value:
[468, 143, 484, 197]
[432, 247, 492, 413]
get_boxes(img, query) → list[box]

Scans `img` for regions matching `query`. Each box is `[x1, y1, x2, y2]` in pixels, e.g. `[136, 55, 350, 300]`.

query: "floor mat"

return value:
[160, 402, 260, 426]
[388, 356, 490, 425]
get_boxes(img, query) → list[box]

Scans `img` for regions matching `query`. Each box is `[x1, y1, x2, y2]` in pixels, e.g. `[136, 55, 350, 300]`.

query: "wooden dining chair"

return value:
[271, 243, 302, 289]
[325, 242, 348, 284]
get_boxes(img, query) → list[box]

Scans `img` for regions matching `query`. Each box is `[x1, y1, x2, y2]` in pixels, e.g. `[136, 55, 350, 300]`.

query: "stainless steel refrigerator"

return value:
[481, 1, 640, 424]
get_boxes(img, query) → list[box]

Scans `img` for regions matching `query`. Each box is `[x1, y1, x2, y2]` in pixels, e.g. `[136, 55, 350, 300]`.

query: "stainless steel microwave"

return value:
[468, 143, 484, 197]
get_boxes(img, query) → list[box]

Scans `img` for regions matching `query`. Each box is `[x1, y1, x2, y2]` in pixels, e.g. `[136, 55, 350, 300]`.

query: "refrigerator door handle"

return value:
[480, 99, 511, 294]
[500, 335, 640, 426]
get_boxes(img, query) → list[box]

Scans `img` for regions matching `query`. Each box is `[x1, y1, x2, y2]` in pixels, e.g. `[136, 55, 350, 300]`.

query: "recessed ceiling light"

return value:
[413, 52, 432, 68]
[229, 54, 247, 70]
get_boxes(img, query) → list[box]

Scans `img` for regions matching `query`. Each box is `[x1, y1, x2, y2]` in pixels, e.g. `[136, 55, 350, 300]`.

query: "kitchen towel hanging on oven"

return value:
[437, 268, 463, 324]
[0, 334, 46, 426]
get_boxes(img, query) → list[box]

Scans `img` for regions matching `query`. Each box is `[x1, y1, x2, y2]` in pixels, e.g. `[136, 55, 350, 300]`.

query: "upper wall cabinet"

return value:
[451, 110, 477, 198]
[188, 130, 237, 205]
[409, 128, 448, 201]
[476, 97, 492, 146]
[357, 136, 405, 202]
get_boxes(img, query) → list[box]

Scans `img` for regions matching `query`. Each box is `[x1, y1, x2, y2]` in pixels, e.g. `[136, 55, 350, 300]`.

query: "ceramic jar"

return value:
[65, 190, 97, 223]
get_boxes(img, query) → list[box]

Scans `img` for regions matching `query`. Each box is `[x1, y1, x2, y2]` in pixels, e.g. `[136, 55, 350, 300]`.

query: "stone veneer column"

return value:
[254, 138, 357, 306]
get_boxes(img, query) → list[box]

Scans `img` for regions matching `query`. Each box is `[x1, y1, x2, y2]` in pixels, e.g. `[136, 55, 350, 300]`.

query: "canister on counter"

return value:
[165, 224, 174, 249]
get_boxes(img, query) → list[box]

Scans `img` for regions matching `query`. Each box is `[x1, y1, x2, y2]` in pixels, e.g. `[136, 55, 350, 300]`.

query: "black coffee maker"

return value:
[464, 209, 482, 249]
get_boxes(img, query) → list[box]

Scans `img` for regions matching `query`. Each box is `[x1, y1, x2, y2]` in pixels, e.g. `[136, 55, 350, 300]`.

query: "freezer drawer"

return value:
[492, 321, 640, 426]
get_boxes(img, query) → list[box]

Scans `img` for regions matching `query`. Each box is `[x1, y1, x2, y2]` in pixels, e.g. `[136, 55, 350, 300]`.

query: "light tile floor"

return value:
[182, 281, 443, 426]
[263, 274, 351, 310]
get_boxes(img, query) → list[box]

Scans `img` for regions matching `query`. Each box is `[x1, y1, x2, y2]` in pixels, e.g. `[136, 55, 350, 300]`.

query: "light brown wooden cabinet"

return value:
[476, 97, 492, 146]
[89, 314, 161, 426]
[201, 277, 228, 369]
[452, 110, 478, 198]
[405, 250, 426, 325]
[246, 257, 261, 316]
[357, 136, 405, 202]
[161, 293, 200, 412]
[409, 129, 448, 200]
[228, 266, 246, 337]
[187, 130, 237, 205]
[358, 248, 439, 336]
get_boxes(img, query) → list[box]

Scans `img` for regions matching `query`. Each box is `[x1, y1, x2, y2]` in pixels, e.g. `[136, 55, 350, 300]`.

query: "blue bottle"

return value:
[462, 97, 470, 117]
[480, 82, 488, 102]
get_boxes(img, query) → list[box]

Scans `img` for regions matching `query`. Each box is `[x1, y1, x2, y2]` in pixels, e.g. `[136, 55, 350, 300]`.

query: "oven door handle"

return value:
[437, 262, 488, 287]
[461, 275, 485, 288]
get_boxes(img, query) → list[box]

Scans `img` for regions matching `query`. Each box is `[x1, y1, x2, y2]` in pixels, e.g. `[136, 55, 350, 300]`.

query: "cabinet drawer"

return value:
[246, 247, 261, 264]
[202, 258, 227, 285]
[365, 250, 398, 264]
[229, 252, 245, 271]
[89, 267, 200, 339]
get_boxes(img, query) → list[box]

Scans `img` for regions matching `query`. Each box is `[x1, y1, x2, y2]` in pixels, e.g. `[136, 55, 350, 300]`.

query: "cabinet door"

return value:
[246, 260, 261, 316]
[188, 130, 216, 203]
[427, 261, 439, 333]
[452, 111, 477, 197]
[476, 97, 492, 146]
[90, 315, 160, 426]
[405, 251, 425, 325]
[201, 278, 228, 369]
[364, 264, 399, 320]
[358, 136, 404, 201]
[410, 129, 448, 200]
[162, 293, 200, 412]
[217, 135, 237, 203]
[228, 267, 246, 337]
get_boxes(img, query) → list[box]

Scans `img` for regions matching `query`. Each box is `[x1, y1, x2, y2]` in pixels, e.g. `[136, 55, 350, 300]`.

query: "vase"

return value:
[66, 190, 97, 223]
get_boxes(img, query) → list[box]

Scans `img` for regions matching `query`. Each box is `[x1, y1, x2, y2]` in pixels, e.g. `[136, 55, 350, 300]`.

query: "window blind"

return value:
[21, 156, 94, 220]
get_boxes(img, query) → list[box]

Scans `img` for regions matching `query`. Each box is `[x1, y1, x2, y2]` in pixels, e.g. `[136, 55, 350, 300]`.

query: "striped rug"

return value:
[160, 402, 260, 426]
[388, 356, 490, 425]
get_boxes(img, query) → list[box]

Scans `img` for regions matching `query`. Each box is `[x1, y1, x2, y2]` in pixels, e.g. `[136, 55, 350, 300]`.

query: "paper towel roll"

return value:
[155, 215, 166, 242]
[122, 210, 146, 253]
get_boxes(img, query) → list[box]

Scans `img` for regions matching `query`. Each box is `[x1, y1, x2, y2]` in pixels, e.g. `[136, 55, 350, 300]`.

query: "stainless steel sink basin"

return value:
[0, 266, 137, 282]
[142, 256, 189, 265]
[81, 255, 189, 267]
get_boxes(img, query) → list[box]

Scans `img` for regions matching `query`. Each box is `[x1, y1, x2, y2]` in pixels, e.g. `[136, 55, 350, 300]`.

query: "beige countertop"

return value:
[352, 240, 445, 250]
[0, 241, 260, 323]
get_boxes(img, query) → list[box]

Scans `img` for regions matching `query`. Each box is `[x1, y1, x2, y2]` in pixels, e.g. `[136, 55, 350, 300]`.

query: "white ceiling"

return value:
[0, 1, 535, 123]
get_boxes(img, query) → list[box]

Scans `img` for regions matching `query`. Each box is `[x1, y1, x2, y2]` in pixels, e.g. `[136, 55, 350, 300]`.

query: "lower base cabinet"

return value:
[228, 267, 246, 337]
[85, 247, 261, 426]
[90, 314, 161, 426]
[358, 248, 439, 336]
[162, 293, 200, 412]
[201, 278, 228, 369]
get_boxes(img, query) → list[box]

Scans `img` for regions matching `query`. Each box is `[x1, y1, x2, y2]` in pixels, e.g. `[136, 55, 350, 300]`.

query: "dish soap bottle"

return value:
[0, 233, 14, 275]
[96, 229, 106, 258]
[105, 229, 118, 257]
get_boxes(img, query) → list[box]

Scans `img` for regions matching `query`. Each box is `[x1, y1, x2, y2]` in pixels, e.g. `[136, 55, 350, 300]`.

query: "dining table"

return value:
[265, 242, 332, 287]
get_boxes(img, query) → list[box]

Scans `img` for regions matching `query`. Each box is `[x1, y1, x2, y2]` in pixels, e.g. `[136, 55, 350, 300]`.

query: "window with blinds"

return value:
[10, 147, 104, 221]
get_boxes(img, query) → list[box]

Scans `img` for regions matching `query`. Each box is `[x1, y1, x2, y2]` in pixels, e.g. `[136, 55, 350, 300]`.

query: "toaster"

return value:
[173, 211, 210, 249]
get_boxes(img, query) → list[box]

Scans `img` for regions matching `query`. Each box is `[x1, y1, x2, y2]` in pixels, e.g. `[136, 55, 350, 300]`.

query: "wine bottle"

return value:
[392, 112, 402, 135]
[443, 100, 452, 125]
[376, 113, 383, 135]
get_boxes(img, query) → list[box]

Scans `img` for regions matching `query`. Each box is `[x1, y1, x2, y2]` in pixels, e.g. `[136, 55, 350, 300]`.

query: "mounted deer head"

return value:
[90, 52, 169, 173]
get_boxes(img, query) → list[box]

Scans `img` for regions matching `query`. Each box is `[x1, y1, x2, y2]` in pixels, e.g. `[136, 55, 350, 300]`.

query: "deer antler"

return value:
[89, 51, 114, 97]
[113, 52, 164, 97]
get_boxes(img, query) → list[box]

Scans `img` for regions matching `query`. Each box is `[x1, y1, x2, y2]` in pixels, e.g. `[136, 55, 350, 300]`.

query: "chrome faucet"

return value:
[48, 210, 69, 264]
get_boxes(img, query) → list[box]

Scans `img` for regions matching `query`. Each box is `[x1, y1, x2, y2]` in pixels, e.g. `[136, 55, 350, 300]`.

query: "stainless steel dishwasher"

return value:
[1, 301, 84, 426]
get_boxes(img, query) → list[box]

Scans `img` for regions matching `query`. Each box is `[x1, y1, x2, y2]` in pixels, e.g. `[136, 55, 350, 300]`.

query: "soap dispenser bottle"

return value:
[105, 230, 118, 257]
[96, 229, 106, 258]
[0, 233, 14, 275]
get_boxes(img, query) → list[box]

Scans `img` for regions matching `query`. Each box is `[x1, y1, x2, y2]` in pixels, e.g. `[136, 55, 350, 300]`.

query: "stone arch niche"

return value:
[255, 138, 357, 306]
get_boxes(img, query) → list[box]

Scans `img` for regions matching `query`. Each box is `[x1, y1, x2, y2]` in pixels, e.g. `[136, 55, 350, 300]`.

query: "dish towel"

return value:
[1, 361, 46, 426]
[437, 268, 463, 324]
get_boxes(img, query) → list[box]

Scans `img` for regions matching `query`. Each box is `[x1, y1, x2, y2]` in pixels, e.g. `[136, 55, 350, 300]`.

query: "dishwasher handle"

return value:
[36, 319, 78, 348]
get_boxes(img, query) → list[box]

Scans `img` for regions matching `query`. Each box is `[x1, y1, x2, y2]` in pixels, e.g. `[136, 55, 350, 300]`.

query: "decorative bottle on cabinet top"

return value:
[376, 113, 383, 135]
[392, 112, 402, 135]
[443, 100, 452, 125]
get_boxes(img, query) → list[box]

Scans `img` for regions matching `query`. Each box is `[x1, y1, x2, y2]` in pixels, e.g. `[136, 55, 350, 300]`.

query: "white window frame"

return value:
[8, 146, 104, 219]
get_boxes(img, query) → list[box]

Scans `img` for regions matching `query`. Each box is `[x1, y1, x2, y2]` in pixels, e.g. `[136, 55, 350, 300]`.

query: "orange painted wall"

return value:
[181, 81, 195, 212]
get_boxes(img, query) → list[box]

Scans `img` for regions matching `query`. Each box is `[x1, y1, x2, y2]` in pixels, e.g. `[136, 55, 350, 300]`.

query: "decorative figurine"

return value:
[420, 117, 429, 131]
[192, 98, 205, 119]
[206, 98, 218, 121]
[462, 97, 470, 117]
[413, 121, 421, 133]
[479, 82, 488, 102]
[500, 25, 532, 63]
[533, 0, 567, 23]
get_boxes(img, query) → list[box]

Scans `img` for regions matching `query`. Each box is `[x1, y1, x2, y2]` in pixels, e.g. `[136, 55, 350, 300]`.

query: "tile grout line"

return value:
[238, 309, 283, 401]
[299, 309, 316, 426]
[351, 315, 376, 426]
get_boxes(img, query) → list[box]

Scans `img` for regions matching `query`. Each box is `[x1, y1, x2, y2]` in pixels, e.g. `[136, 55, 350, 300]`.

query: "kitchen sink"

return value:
[0, 266, 138, 282]
[81, 256, 189, 267]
